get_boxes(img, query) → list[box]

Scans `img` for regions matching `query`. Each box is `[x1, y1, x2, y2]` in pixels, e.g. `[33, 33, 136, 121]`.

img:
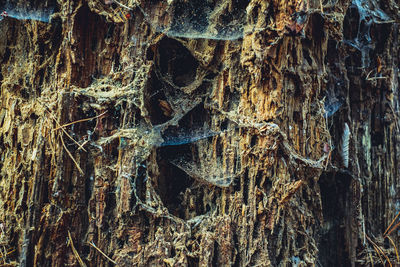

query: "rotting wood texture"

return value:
[0, 0, 400, 266]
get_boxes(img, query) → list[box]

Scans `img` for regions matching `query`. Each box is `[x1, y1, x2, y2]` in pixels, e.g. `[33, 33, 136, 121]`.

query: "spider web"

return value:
[159, 126, 222, 147]
[164, 127, 241, 188]
[0, 1, 55, 22]
[138, 0, 247, 40]
[344, 0, 392, 68]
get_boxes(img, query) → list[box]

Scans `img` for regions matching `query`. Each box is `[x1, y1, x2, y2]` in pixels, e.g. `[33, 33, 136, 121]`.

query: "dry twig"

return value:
[0, 249, 15, 260]
[60, 135, 84, 175]
[68, 231, 87, 267]
[366, 235, 392, 267]
[385, 236, 399, 263]
[47, 110, 87, 152]
[384, 211, 400, 237]
[53, 111, 107, 131]
[89, 241, 117, 265]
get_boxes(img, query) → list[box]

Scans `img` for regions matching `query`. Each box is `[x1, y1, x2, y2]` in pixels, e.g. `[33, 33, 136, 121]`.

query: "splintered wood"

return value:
[0, 0, 399, 266]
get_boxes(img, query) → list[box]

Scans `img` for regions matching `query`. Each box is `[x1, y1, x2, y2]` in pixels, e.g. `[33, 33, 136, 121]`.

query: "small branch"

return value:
[366, 69, 388, 80]
[53, 111, 107, 131]
[385, 221, 400, 237]
[384, 210, 400, 237]
[57, 122, 87, 152]
[367, 76, 388, 80]
[0, 249, 15, 259]
[68, 231, 87, 267]
[60, 135, 84, 175]
[385, 236, 399, 263]
[368, 252, 374, 267]
[375, 20, 397, 24]
[366, 235, 392, 267]
[48, 110, 87, 152]
[77, 140, 90, 151]
[89, 241, 117, 265]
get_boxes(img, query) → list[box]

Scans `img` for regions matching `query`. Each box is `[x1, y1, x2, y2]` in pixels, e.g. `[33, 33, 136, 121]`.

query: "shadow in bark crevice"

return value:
[318, 171, 352, 266]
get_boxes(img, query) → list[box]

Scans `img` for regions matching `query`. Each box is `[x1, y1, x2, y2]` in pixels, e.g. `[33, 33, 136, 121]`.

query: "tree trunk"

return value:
[0, 0, 399, 266]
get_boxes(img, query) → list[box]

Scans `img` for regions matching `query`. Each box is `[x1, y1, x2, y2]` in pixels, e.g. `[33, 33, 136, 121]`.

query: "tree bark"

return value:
[0, 0, 399, 266]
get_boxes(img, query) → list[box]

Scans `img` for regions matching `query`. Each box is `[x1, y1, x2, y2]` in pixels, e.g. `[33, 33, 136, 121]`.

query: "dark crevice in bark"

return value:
[318, 171, 352, 266]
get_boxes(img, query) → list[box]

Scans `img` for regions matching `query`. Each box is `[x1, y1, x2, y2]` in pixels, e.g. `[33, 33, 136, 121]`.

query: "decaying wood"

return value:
[0, 0, 400, 266]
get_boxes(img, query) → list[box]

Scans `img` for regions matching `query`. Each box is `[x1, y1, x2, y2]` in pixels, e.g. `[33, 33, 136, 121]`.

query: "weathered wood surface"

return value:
[0, 0, 399, 266]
